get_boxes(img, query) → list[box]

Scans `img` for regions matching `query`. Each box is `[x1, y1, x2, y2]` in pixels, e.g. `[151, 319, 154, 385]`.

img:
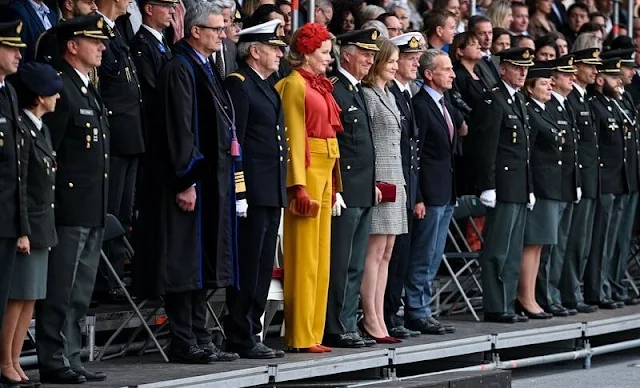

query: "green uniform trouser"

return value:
[584, 194, 624, 303]
[609, 192, 638, 301]
[481, 202, 527, 315]
[559, 198, 597, 306]
[537, 202, 572, 307]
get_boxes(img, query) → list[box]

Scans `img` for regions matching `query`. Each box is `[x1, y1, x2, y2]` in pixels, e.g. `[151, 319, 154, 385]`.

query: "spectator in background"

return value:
[589, 11, 606, 31]
[276, 0, 292, 35]
[510, 2, 529, 35]
[564, 3, 590, 47]
[535, 35, 559, 60]
[8, 0, 58, 61]
[361, 20, 390, 38]
[514, 34, 536, 50]
[226, 9, 243, 43]
[314, 0, 334, 26]
[469, 15, 500, 87]
[433, 0, 465, 33]
[423, 10, 456, 52]
[486, 0, 513, 29]
[549, 31, 569, 56]
[328, 1, 361, 35]
[491, 27, 511, 54]
[574, 22, 604, 49]
[571, 29, 603, 51]
[377, 13, 403, 38]
[527, 0, 557, 39]
[362, 5, 386, 21]
[388, 1, 410, 31]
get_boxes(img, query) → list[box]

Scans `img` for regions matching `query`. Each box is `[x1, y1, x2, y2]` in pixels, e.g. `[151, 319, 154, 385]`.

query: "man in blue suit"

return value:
[9, 0, 57, 61]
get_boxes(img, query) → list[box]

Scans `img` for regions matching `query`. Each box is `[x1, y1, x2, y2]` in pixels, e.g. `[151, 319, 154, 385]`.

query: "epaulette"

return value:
[228, 72, 245, 81]
[330, 76, 338, 84]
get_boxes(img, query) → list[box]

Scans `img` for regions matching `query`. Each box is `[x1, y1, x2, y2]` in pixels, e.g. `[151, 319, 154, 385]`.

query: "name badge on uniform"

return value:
[80, 109, 94, 116]
[508, 114, 517, 119]
[558, 120, 568, 125]
[93, 128, 99, 142]
[348, 106, 358, 112]
[580, 111, 589, 116]
[0, 117, 6, 124]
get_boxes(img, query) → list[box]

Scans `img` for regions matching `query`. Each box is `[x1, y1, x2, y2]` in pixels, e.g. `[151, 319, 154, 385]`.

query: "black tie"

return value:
[214, 51, 225, 78]
[402, 90, 412, 109]
[162, 36, 172, 56]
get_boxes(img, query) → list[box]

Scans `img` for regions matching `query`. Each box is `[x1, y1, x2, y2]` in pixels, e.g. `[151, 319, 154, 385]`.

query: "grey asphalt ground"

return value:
[511, 348, 640, 388]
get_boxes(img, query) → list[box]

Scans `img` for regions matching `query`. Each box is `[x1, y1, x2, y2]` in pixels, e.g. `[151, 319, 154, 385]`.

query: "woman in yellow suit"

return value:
[275, 23, 343, 353]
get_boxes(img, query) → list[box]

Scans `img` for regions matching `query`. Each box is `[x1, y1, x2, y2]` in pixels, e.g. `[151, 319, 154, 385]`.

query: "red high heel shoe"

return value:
[316, 344, 333, 352]
[358, 320, 400, 344]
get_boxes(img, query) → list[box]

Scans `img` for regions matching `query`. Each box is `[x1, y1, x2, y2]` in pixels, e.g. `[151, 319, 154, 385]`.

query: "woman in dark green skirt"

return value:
[517, 64, 561, 320]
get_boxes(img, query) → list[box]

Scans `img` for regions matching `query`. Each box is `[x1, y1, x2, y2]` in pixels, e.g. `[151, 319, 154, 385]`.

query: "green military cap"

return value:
[0, 20, 26, 48]
[526, 61, 553, 80]
[600, 48, 638, 68]
[597, 57, 622, 75]
[499, 47, 535, 67]
[572, 48, 602, 65]
[56, 15, 111, 42]
[336, 28, 381, 51]
[549, 54, 576, 73]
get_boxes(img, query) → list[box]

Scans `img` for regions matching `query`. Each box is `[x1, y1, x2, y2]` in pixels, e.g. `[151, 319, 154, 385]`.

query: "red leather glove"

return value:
[294, 185, 311, 215]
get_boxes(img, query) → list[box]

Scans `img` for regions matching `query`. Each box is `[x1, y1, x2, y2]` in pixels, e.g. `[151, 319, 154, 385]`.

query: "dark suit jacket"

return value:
[527, 99, 563, 200]
[567, 87, 600, 198]
[413, 87, 457, 206]
[475, 56, 499, 89]
[627, 74, 640, 105]
[589, 92, 627, 195]
[388, 82, 420, 210]
[619, 91, 639, 193]
[453, 62, 489, 111]
[546, 95, 580, 201]
[8, 0, 57, 61]
[471, 82, 532, 203]
[330, 71, 375, 207]
[44, 61, 110, 227]
[224, 66, 288, 208]
[20, 115, 57, 248]
[548, 0, 568, 31]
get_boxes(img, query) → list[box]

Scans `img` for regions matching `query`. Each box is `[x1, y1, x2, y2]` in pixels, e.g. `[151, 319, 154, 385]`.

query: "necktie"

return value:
[162, 36, 172, 56]
[440, 97, 454, 140]
[214, 51, 225, 78]
[402, 90, 412, 111]
[39, 5, 52, 30]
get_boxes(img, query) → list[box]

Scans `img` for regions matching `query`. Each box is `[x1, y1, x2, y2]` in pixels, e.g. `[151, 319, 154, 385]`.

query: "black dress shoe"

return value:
[39, 368, 87, 384]
[595, 300, 619, 309]
[426, 317, 455, 333]
[623, 297, 640, 306]
[515, 303, 552, 319]
[405, 318, 446, 334]
[354, 332, 377, 346]
[514, 314, 529, 322]
[199, 342, 240, 361]
[388, 326, 413, 338]
[230, 342, 276, 359]
[72, 367, 106, 382]
[483, 313, 518, 323]
[545, 304, 570, 317]
[21, 380, 39, 388]
[0, 375, 21, 388]
[323, 333, 366, 348]
[568, 302, 598, 313]
[169, 345, 216, 364]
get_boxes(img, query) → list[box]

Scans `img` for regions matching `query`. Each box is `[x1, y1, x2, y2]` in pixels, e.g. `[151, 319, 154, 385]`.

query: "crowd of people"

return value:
[0, 0, 639, 385]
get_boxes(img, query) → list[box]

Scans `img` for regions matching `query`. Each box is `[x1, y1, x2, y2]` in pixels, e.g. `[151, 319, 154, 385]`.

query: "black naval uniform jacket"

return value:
[472, 81, 532, 203]
[526, 99, 565, 200]
[589, 92, 628, 196]
[567, 87, 600, 199]
[20, 114, 57, 249]
[619, 91, 640, 193]
[0, 82, 29, 238]
[330, 71, 375, 207]
[99, 21, 145, 156]
[224, 65, 288, 208]
[44, 61, 110, 227]
[388, 82, 420, 210]
[546, 95, 581, 202]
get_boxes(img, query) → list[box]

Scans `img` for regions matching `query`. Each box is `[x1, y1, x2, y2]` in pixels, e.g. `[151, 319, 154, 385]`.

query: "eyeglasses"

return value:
[149, 2, 178, 9]
[197, 25, 226, 34]
[387, 27, 402, 34]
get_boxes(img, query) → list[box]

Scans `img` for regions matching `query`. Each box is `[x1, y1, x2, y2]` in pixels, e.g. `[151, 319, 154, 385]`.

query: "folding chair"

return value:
[431, 195, 485, 321]
[95, 214, 168, 362]
[260, 210, 285, 340]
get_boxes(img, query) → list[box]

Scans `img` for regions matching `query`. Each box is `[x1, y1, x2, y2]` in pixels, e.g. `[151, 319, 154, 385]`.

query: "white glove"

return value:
[236, 199, 248, 218]
[575, 187, 582, 204]
[527, 192, 536, 211]
[332, 193, 347, 217]
[479, 190, 496, 208]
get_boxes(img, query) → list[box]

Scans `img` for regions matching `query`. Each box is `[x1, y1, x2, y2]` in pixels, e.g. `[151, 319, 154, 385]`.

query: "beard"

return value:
[602, 81, 620, 99]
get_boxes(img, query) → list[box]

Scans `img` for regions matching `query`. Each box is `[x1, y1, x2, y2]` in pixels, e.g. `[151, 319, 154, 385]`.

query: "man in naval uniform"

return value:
[36, 15, 110, 384]
[560, 48, 602, 314]
[536, 54, 582, 317]
[324, 28, 379, 348]
[223, 19, 288, 359]
[472, 47, 535, 323]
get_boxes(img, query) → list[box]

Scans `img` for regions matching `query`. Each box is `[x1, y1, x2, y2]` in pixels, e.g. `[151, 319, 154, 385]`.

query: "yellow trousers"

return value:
[283, 138, 338, 348]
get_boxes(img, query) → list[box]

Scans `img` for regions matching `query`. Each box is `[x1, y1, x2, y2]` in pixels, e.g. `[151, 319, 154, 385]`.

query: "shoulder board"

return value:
[330, 76, 338, 84]
[228, 72, 245, 81]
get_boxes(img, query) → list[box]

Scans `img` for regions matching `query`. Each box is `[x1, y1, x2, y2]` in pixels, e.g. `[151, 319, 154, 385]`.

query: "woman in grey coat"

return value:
[359, 39, 408, 343]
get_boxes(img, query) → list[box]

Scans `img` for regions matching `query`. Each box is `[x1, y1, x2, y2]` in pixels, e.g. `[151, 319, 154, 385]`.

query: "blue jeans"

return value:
[404, 204, 454, 320]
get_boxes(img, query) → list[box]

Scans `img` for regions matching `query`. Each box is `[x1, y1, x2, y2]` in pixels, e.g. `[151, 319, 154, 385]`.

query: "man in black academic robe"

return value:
[135, 3, 240, 364]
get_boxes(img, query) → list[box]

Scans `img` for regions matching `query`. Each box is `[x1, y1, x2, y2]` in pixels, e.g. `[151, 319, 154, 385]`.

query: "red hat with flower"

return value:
[293, 23, 331, 55]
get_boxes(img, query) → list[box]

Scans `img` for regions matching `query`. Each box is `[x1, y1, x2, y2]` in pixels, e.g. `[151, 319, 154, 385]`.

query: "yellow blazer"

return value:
[275, 69, 343, 192]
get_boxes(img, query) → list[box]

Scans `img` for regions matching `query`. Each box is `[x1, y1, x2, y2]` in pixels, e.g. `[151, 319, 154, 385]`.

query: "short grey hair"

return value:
[210, 0, 235, 12]
[184, 1, 222, 38]
[418, 48, 447, 77]
[361, 5, 386, 21]
[237, 41, 260, 59]
[316, 0, 332, 9]
[360, 20, 389, 39]
[387, 1, 408, 13]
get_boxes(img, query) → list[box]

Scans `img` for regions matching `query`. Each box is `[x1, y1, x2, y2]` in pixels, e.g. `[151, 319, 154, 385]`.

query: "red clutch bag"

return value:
[376, 182, 396, 203]
[288, 199, 320, 218]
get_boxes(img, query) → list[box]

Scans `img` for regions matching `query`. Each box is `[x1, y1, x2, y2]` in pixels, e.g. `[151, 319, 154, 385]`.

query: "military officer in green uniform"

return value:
[536, 55, 582, 316]
[324, 29, 379, 348]
[471, 47, 535, 323]
[601, 48, 640, 306]
[584, 57, 628, 310]
[560, 48, 602, 313]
